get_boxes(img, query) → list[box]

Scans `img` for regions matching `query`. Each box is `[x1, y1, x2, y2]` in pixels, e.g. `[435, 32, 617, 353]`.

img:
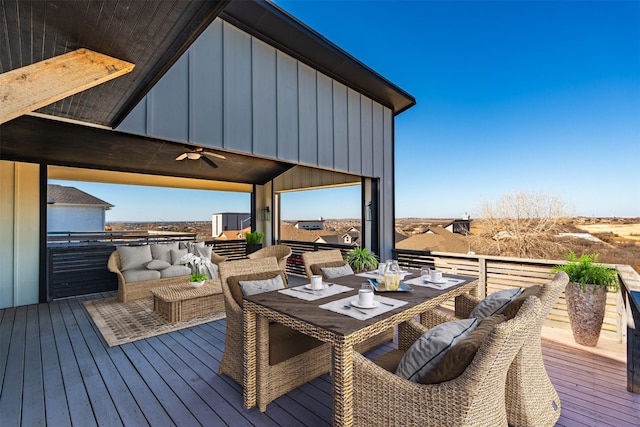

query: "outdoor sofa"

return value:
[107, 242, 227, 302]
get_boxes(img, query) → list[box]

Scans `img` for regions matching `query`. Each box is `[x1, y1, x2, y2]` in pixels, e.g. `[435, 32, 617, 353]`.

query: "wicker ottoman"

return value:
[151, 280, 224, 323]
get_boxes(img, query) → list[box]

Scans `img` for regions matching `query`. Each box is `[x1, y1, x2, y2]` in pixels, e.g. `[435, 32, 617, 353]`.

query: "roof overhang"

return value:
[0, 0, 230, 128]
[1, 115, 294, 186]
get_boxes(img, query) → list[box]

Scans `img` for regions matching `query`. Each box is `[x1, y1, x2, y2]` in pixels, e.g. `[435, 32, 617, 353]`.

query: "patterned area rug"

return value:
[83, 295, 226, 347]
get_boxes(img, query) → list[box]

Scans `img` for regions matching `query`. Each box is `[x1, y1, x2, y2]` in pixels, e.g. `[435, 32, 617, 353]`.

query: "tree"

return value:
[471, 191, 569, 258]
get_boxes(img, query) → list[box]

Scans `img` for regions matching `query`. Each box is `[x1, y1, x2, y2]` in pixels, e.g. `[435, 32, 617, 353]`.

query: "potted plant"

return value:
[344, 247, 379, 273]
[181, 253, 209, 287]
[552, 252, 619, 346]
[245, 230, 264, 255]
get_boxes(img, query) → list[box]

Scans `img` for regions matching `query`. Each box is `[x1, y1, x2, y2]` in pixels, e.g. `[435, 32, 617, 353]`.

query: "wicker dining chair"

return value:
[246, 244, 292, 270]
[352, 296, 542, 427]
[218, 257, 331, 411]
[421, 271, 569, 427]
[302, 249, 345, 280]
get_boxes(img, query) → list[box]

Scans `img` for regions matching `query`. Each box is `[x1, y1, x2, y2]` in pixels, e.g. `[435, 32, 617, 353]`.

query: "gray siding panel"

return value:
[276, 52, 299, 162]
[190, 20, 223, 148]
[347, 88, 362, 174]
[223, 22, 252, 152]
[372, 104, 384, 176]
[298, 63, 318, 166]
[360, 98, 373, 177]
[148, 54, 189, 142]
[251, 39, 278, 158]
[317, 74, 334, 168]
[332, 82, 349, 171]
[116, 99, 146, 135]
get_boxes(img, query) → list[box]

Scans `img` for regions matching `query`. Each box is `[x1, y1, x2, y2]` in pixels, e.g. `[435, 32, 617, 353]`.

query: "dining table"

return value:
[242, 270, 479, 427]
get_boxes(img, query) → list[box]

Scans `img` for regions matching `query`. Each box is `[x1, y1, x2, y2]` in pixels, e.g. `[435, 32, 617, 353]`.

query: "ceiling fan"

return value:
[175, 147, 226, 169]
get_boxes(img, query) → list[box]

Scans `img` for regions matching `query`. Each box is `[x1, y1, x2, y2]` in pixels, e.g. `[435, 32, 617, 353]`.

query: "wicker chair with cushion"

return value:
[302, 249, 346, 280]
[301, 249, 395, 350]
[246, 244, 292, 270]
[218, 257, 331, 411]
[421, 271, 569, 427]
[352, 296, 542, 427]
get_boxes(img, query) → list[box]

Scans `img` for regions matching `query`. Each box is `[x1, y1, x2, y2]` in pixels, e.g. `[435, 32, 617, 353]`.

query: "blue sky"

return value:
[54, 1, 640, 221]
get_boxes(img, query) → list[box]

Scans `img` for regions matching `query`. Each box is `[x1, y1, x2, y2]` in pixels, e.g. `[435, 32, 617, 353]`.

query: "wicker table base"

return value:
[151, 280, 223, 323]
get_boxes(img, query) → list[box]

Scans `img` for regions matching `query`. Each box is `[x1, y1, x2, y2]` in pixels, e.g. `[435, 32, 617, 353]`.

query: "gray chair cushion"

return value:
[239, 274, 286, 297]
[117, 245, 153, 271]
[321, 264, 354, 279]
[150, 242, 179, 263]
[469, 287, 523, 320]
[396, 318, 478, 383]
[159, 265, 191, 278]
[122, 268, 161, 283]
[145, 260, 171, 270]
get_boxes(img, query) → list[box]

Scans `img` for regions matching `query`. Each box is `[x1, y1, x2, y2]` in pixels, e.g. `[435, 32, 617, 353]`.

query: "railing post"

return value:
[477, 256, 487, 298]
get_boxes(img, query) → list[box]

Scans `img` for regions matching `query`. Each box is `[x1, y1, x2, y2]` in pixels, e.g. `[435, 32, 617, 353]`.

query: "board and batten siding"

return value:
[117, 18, 396, 258]
[118, 18, 394, 178]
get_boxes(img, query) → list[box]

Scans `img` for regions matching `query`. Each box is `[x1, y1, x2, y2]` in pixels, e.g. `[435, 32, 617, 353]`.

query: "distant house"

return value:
[395, 226, 469, 253]
[212, 212, 250, 237]
[215, 227, 251, 240]
[47, 184, 113, 232]
[295, 220, 325, 230]
[445, 218, 471, 235]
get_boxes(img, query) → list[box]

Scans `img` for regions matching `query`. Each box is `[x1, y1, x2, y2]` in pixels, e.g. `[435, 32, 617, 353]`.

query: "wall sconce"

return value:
[262, 206, 271, 221]
[366, 202, 372, 221]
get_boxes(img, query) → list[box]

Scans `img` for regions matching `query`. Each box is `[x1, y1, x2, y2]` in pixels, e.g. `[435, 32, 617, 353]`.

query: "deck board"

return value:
[2, 294, 640, 426]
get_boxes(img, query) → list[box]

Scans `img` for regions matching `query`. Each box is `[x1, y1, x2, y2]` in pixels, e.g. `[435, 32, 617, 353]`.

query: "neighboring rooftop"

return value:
[395, 226, 469, 253]
[47, 184, 113, 208]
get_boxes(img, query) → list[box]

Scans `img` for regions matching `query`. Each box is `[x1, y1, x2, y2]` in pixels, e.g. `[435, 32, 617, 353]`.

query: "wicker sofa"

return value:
[107, 243, 227, 302]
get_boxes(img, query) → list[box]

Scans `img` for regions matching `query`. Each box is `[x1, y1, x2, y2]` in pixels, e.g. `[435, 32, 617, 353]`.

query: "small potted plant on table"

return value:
[553, 252, 619, 346]
[344, 247, 379, 273]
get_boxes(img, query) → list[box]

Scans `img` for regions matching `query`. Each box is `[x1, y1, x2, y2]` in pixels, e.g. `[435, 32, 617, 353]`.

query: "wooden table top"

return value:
[245, 272, 476, 337]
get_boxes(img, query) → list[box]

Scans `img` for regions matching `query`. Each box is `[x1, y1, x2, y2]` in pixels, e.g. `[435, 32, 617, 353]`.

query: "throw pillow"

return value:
[395, 318, 478, 383]
[117, 245, 153, 271]
[469, 287, 523, 320]
[239, 274, 286, 297]
[502, 285, 542, 320]
[421, 314, 506, 384]
[320, 264, 354, 279]
[145, 259, 171, 270]
[192, 244, 212, 260]
[150, 242, 178, 263]
[170, 248, 189, 265]
[179, 241, 205, 250]
[310, 260, 347, 277]
[227, 271, 289, 307]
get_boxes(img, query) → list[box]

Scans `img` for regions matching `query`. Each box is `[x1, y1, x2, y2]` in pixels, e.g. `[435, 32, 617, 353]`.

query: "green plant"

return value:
[245, 230, 265, 245]
[552, 252, 619, 292]
[344, 247, 379, 273]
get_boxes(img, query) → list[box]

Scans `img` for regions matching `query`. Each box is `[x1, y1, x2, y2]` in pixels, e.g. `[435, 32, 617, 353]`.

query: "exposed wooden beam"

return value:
[0, 49, 134, 125]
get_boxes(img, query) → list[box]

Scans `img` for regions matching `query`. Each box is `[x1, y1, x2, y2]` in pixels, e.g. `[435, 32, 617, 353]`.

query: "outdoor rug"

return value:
[83, 295, 226, 347]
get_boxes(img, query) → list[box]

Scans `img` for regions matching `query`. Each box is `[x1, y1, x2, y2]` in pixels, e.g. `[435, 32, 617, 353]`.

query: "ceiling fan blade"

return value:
[203, 151, 226, 160]
[201, 155, 218, 169]
[175, 153, 187, 161]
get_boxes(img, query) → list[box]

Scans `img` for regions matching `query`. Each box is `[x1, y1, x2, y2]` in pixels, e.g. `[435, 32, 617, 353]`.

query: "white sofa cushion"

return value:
[122, 268, 161, 283]
[145, 260, 171, 270]
[117, 245, 153, 271]
[170, 248, 189, 265]
[150, 242, 179, 263]
[159, 265, 191, 278]
[396, 318, 478, 383]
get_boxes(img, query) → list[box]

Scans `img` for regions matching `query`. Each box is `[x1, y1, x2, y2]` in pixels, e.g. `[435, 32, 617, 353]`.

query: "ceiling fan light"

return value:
[186, 152, 200, 160]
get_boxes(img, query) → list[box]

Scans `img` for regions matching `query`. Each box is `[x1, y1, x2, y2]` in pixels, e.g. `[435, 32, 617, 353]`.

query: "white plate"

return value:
[304, 284, 327, 290]
[351, 300, 380, 309]
[424, 278, 448, 284]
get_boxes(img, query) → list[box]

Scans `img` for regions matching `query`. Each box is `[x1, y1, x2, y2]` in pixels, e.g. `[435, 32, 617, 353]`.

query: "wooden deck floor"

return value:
[1, 294, 639, 426]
